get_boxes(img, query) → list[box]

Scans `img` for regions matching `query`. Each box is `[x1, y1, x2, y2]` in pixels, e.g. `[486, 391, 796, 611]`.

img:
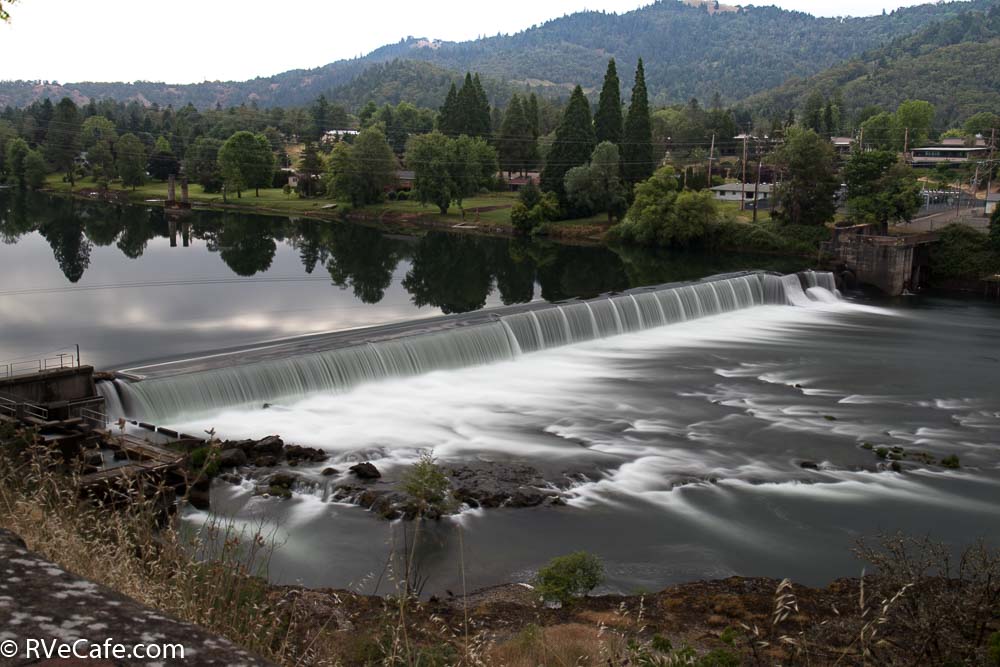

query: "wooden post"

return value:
[167, 174, 176, 205]
[181, 177, 189, 205]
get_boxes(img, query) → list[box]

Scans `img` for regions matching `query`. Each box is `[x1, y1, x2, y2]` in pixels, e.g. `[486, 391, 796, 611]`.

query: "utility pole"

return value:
[903, 127, 910, 156]
[859, 127, 864, 153]
[986, 127, 997, 216]
[753, 158, 763, 224]
[706, 133, 715, 190]
[740, 131, 749, 211]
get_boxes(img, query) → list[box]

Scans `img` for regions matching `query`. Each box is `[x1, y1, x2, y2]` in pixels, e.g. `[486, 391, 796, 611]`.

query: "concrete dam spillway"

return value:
[97, 270, 840, 424]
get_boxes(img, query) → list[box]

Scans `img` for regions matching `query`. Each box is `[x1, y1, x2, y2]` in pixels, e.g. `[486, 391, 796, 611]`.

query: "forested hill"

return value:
[744, 3, 1000, 126]
[0, 0, 994, 110]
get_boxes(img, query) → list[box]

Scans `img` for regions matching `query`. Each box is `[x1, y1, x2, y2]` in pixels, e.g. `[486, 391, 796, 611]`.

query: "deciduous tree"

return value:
[844, 150, 922, 230]
[770, 127, 839, 226]
[564, 141, 627, 223]
[115, 133, 147, 191]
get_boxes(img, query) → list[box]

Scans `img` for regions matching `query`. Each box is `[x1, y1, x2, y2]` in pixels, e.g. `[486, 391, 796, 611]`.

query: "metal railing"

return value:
[0, 391, 49, 421]
[0, 354, 77, 379]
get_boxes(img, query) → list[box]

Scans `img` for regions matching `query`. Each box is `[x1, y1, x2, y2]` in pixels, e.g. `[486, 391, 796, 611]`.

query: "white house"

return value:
[710, 182, 773, 203]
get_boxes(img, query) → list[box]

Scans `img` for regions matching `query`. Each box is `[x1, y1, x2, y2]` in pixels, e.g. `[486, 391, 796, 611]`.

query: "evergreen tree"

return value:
[594, 59, 624, 146]
[622, 59, 654, 186]
[438, 83, 459, 135]
[541, 85, 596, 207]
[526, 93, 541, 139]
[45, 97, 80, 185]
[184, 137, 224, 192]
[298, 142, 324, 197]
[499, 94, 535, 176]
[147, 135, 179, 181]
[471, 74, 492, 137]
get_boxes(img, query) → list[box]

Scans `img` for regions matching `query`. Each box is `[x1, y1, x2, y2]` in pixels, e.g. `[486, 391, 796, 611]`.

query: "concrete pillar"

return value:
[168, 219, 177, 247]
[167, 175, 176, 205]
[181, 177, 189, 204]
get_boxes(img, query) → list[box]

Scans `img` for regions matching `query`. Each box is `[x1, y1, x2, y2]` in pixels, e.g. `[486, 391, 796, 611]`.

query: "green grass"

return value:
[44, 174, 342, 214]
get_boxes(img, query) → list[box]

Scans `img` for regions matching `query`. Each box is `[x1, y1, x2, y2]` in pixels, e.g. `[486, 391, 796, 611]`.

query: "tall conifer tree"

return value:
[594, 59, 623, 145]
[622, 59, 654, 186]
[541, 85, 596, 206]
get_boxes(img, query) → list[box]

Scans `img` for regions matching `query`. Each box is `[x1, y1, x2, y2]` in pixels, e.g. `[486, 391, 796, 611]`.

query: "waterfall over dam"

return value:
[98, 271, 837, 423]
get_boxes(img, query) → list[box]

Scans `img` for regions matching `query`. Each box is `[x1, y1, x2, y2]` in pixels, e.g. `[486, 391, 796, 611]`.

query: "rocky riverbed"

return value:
[206, 435, 579, 520]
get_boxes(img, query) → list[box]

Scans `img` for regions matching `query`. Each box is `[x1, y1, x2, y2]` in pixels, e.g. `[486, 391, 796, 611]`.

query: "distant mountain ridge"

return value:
[0, 0, 994, 110]
[745, 3, 1000, 126]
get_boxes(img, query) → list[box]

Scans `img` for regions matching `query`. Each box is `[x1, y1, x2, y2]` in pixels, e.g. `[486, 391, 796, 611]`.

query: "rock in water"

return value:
[350, 462, 382, 479]
[218, 448, 248, 469]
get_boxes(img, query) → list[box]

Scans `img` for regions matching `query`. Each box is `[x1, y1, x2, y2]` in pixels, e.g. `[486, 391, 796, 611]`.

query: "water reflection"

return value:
[0, 190, 805, 312]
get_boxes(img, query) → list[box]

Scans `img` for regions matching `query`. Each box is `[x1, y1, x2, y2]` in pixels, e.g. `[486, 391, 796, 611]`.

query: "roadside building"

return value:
[831, 137, 854, 156]
[909, 144, 989, 167]
[322, 129, 360, 145]
[710, 182, 772, 205]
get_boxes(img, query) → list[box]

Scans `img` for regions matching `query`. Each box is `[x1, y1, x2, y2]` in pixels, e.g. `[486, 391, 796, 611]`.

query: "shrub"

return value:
[189, 446, 221, 479]
[400, 450, 452, 517]
[396, 190, 409, 201]
[931, 224, 999, 281]
[941, 454, 960, 469]
[534, 551, 604, 605]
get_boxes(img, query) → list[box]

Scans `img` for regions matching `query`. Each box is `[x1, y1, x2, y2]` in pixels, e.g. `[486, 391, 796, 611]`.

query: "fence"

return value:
[0, 354, 77, 379]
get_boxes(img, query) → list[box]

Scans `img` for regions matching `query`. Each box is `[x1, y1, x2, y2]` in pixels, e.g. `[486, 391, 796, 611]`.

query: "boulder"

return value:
[187, 479, 211, 510]
[251, 435, 285, 457]
[254, 455, 279, 468]
[286, 444, 328, 464]
[350, 462, 382, 480]
[799, 461, 819, 470]
[268, 472, 299, 489]
[321, 467, 339, 477]
[218, 448, 248, 469]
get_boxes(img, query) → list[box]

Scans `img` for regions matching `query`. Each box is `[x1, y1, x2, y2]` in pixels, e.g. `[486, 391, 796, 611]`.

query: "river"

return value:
[2, 191, 997, 597]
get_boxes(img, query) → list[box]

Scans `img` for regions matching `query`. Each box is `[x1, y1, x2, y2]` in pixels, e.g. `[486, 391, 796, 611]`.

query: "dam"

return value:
[99, 270, 838, 424]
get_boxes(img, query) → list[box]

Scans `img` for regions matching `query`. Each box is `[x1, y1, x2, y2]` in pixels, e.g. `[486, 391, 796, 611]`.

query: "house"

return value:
[394, 170, 415, 192]
[909, 144, 989, 167]
[500, 172, 540, 191]
[987, 194, 1000, 216]
[831, 137, 855, 156]
[322, 129, 360, 145]
[710, 182, 773, 204]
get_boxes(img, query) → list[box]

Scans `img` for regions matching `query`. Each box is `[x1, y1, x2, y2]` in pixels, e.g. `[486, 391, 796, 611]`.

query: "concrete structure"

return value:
[710, 182, 772, 203]
[825, 225, 935, 295]
[0, 530, 274, 666]
[0, 365, 97, 405]
[987, 194, 1000, 216]
[909, 145, 989, 167]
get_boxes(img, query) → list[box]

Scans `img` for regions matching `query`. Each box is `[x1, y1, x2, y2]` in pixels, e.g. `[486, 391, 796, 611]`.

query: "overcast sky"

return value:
[0, 0, 944, 84]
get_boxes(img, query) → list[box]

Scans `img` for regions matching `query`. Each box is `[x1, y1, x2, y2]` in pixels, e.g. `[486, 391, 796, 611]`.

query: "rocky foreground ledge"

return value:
[0, 530, 272, 667]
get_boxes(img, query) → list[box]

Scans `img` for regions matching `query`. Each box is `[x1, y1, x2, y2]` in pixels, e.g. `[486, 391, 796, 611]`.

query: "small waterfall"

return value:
[779, 274, 814, 307]
[96, 380, 126, 422]
[115, 271, 838, 423]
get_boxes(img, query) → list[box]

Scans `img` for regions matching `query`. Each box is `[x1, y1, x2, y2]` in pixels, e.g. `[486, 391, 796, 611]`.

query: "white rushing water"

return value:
[102, 272, 823, 423]
[140, 282, 1000, 593]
